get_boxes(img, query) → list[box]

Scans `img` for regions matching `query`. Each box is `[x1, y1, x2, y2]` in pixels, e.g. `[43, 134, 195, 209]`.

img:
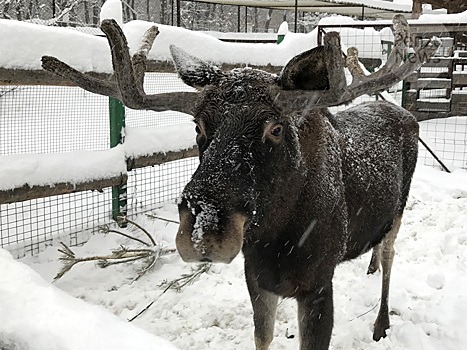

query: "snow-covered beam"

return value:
[0, 124, 199, 204]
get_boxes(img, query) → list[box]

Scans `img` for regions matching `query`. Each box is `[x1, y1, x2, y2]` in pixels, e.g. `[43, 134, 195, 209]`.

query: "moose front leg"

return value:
[245, 261, 279, 350]
[297, 283, 334, 350]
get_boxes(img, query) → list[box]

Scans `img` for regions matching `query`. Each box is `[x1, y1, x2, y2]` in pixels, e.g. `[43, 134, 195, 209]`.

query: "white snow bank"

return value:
[0, 123, 196, 191]
[100, 0, 123, 26]
[124, 123, 196, 158]
[0, 248, 178, 350]
[417, 10, 467, 23]
[1, 10, 464, 72]
[9, 165, 467, 350]
[0, 146, 126, 191]
[115, 20, 317, 66]
[0, 18, 315, 72]
[0, 19, 112, 72]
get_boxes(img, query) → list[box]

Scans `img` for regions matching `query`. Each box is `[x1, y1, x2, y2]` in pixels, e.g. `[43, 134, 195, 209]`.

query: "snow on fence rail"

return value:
[0, 124, 198, 204]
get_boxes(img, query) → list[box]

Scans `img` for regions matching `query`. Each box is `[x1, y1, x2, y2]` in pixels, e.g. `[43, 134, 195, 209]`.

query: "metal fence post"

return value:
[109, 97, 127, 226]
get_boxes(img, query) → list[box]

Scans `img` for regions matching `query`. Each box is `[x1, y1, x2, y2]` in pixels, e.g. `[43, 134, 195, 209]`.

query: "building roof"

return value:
[193, 0, 444, 19]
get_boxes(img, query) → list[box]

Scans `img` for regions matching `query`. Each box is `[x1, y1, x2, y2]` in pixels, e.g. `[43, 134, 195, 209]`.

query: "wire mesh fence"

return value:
[0, 85, 109, 155]
[1, 188, 112, 257]
[419, 117, 467, 169]
[0, 73, 198, 258]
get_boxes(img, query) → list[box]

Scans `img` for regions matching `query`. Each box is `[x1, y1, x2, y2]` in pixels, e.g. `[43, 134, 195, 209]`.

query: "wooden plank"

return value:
[451, 106, 467, 115]
[421, 58, 452, 68]
[411, 111, 454, 122]
[416, 100, 450, 111]
[0, 174, 127, 205]
[453, 73, 467, 86]
[409, 24, 467, 36]
[419, 0, 467, 14]
[418, 72, 450, 79]
[451, 93, 467, 115]
[0, 67, 114, 86]
[0, 146, 199, 204]
[127, 146, 198, 170]
[0, 62, 282, 86]
[415, 79, 451, 89]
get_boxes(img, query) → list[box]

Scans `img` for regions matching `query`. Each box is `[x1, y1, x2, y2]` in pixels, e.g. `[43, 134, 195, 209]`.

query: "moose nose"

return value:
[176, 204, 247, 264]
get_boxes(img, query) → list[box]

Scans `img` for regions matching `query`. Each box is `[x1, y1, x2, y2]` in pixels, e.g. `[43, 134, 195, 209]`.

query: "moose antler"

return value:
[279, 14, 441, 109]
[41, 20, 197, 115]
[42, 16, 440, 114]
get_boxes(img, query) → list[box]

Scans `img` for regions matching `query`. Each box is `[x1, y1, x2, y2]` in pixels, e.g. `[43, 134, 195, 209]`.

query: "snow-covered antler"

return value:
[279, 14, 441, 109]
[41, 19, 197, 115]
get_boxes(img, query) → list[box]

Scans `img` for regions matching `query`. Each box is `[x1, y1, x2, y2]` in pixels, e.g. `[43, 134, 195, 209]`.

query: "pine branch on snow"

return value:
[54, 217, 176, 281]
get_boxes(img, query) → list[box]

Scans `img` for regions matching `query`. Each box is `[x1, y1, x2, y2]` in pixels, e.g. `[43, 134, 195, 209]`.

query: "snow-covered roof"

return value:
[191, 0, 444, 19]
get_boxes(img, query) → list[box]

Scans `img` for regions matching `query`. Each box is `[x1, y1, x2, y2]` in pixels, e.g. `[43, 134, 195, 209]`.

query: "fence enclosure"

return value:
[0, 74, 199, 258]
[1, 20, 466, 258]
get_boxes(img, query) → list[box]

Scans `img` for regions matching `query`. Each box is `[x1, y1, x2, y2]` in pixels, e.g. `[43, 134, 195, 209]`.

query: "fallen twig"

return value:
[100, 225, 150, 246]
[54, 219, 176, 281]
[349, 298, 381, 322]
[159, 263, 211, 293]
[146, 214, 180, 225]
[128, 263, 211, 322]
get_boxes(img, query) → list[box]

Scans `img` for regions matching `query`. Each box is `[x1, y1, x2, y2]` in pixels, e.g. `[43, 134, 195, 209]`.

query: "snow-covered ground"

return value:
[1, 163, 466, 350]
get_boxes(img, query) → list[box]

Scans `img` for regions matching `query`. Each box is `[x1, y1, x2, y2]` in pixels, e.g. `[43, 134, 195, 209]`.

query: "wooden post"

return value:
[294, 0, 298, 33]
[412, 0, 423, 19]
[176, 0, 181, 27]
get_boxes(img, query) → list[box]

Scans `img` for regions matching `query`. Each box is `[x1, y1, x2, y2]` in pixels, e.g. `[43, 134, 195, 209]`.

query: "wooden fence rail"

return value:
[0, 146, 199, 205]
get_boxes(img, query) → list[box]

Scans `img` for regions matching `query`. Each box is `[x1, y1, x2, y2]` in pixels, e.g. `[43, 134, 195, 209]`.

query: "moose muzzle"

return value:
[176, 206, 247, 264]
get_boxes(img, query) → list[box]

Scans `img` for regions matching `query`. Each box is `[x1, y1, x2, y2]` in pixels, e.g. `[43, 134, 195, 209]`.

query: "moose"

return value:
[42, 16, 440, 350]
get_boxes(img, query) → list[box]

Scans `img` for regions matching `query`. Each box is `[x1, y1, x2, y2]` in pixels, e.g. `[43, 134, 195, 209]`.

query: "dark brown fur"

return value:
[173, 49, 419, 350]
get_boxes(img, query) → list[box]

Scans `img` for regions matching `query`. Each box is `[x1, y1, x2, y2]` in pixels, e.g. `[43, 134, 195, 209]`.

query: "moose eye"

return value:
[271, 125, 283, 137]
[262, 120, 285, 144]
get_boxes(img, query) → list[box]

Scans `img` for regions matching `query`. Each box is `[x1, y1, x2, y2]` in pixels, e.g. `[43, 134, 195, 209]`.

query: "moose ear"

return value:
[278, 45, 332, 91]
[278, 32, 343, 91]
[170, 45, 224, 89]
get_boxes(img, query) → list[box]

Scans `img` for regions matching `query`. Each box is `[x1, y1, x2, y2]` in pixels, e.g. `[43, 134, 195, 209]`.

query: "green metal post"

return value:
[401, 77, 408, 109]
[109, 97, 127, 226]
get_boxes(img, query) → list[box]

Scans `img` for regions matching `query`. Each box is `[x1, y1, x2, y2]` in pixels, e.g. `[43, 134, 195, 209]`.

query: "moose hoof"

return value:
[373, 321, 389, 341]
[373, 328, 388, 342]
[367, 264, 379, 275]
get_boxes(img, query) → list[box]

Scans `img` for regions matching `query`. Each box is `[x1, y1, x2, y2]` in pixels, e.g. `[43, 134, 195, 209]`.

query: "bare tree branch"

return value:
[54, 219, 176, 281]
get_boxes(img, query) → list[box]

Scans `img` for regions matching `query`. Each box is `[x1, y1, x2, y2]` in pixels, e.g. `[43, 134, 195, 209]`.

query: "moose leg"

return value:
[373, 215, 402, 341]
[245, 262, 279, 350]
[297, 282, 334, 350]
[367, 243, 382, 274]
